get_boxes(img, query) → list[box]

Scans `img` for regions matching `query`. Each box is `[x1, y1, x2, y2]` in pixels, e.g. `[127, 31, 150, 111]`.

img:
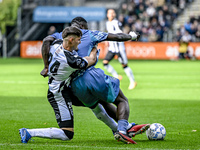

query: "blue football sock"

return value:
[118, 119, 128, 134]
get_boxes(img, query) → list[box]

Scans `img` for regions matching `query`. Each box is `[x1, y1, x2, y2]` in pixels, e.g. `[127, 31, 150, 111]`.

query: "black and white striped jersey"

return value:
[106, 19, 126, 53]
[48, 43, 88, 93]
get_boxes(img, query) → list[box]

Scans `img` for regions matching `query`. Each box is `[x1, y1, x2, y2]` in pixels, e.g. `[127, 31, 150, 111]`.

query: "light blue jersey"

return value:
[51, 29, 120, 107]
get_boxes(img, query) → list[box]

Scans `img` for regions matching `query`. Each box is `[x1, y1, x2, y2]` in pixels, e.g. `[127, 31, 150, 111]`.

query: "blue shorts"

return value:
[71, 67, 120, 107]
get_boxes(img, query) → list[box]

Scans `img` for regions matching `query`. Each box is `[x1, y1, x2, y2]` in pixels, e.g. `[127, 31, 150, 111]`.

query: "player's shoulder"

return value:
[64, 49, 78, 57]
[80, 29, 88, 34]
[112, 19, 119, 24]
[50, 32, 63, 39]
[89, 29, 105, 35]
[80, 29, 100, 36]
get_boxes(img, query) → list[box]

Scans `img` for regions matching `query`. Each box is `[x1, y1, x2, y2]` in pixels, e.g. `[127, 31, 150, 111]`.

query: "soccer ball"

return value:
[146, 123, 166, 140]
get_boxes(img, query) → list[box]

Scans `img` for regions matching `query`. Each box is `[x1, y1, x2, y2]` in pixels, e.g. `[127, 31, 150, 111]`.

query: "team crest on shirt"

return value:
[76, 59, 81, 66]
[67, 102, 73, 116]
[55, 113, 60, 120]
[55, 47, 62, 55]
[79, 61, 86, 68]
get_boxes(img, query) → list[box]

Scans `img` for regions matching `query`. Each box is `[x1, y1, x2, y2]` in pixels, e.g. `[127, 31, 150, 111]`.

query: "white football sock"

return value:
[127, 123, 133, 130]
[104, 64, 118, 78]
[124, 67, 135, 82]
[27, 128, 69, 140]
[92, 103, 118, 132]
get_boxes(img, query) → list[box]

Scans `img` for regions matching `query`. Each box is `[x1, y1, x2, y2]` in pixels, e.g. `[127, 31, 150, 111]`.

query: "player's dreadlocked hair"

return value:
[71, 17, 87, 25]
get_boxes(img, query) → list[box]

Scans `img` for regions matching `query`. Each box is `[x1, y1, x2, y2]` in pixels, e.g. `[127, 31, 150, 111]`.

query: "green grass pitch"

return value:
[0, 58, 199, 150]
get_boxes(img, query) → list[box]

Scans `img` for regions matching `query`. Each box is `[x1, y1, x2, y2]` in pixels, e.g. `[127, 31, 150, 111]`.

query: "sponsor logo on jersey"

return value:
[56, 114, 60, 120]
[76, 59, 81, 66]
[80, 61, 86, 68]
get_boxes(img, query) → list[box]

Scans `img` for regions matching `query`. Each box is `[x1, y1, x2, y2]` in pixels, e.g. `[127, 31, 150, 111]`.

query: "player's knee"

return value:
[122, 64, 128, 68]
[103, 60, 109, 65]
[62, 130, 74, 140]
[96, 111, 105, 120]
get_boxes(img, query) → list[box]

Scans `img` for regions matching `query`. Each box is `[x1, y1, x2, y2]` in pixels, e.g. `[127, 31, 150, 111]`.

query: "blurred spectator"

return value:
[157, 0, 165, 10]
[119, 3, 129, 16]
[173, 29, 182, 42]
[135, 4, 145, 18]
[171, 6, 178, 21]
[157, 10, 165, 27]
[179, 25, 186, 35]
[140, 11, 150, 27]
[162, 4, 171, 19]
[118, 14, 126, 27]
[178, 31, 192, 59]
[195, 24, 200, 40]
[146, 3, 156, 17]
[122, 24, 131, 34]
[148, 29, 158, 41]
[179, 0, 186, 12]
[189, 15, 196, 23]
[156, 25, 164, 41]
[134, 19, 143, 32]
[140, 27, 149, 42]
[47, 26, 56, 35]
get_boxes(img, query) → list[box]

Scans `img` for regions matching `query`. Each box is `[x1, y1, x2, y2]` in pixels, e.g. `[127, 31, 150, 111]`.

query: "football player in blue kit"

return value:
[39, 17, 150, 144]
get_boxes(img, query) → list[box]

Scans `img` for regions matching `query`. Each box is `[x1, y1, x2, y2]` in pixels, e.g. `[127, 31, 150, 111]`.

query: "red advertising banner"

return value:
[21, 41, 200, 59]
[20, 41, 42, 58]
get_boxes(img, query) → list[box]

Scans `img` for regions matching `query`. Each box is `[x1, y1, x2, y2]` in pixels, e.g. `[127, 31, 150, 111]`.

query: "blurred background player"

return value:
[103, 9, 139, 90]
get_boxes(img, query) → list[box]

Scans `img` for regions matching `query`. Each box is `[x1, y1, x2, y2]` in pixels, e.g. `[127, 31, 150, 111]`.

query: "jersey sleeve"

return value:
[64, 51, 88, 69]
[51, 32, 63, 39]
[90, 30, 108, 44]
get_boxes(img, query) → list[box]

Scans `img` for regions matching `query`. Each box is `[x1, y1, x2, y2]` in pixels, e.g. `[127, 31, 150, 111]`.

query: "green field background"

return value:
[0, 58, 199, 150]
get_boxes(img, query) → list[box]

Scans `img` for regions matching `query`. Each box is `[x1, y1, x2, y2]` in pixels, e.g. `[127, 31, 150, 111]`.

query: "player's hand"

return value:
[129, 31, 140, 41]
[40, 68, 48, 78]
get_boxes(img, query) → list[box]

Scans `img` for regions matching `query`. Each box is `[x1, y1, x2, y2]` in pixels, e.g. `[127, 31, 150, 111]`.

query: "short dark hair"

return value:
[71, 17, 87, 25]
[62, 26, 82, 39]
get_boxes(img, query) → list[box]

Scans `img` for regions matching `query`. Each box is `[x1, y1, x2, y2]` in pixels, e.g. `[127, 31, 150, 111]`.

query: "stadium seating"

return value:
[2, 0, 200, 57]
[117, 0, 198, 42]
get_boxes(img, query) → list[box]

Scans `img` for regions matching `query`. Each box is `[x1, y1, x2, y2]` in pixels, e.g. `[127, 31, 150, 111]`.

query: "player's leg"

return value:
[118, 47, 136, 90]
[90, 103, 118, 133]
[123, 65, 137, 90]
[113, 89, 129, 129]
[103, 51, 122, 80]
[99, 101, 117, 121]
[71, 68, 136, 143]
[19, 89, 74, 143]
[113, 89, 137, 144]
[99, 100, 148, 136]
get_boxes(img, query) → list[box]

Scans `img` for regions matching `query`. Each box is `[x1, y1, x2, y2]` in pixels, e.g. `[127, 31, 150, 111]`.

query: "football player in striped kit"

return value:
[103, 9, 139, 90]
[19, 26, 98, 143]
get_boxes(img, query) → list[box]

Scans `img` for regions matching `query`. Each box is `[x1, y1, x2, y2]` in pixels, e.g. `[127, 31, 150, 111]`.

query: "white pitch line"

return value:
[0, 143, 190, 150]
[0, 80, 47, 84]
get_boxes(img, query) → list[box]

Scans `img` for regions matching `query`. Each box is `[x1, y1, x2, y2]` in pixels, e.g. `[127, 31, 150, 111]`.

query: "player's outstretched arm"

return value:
[40, 35, 55, 77]
[106, 31, 140, 42]
[84, 47, 97, 67]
